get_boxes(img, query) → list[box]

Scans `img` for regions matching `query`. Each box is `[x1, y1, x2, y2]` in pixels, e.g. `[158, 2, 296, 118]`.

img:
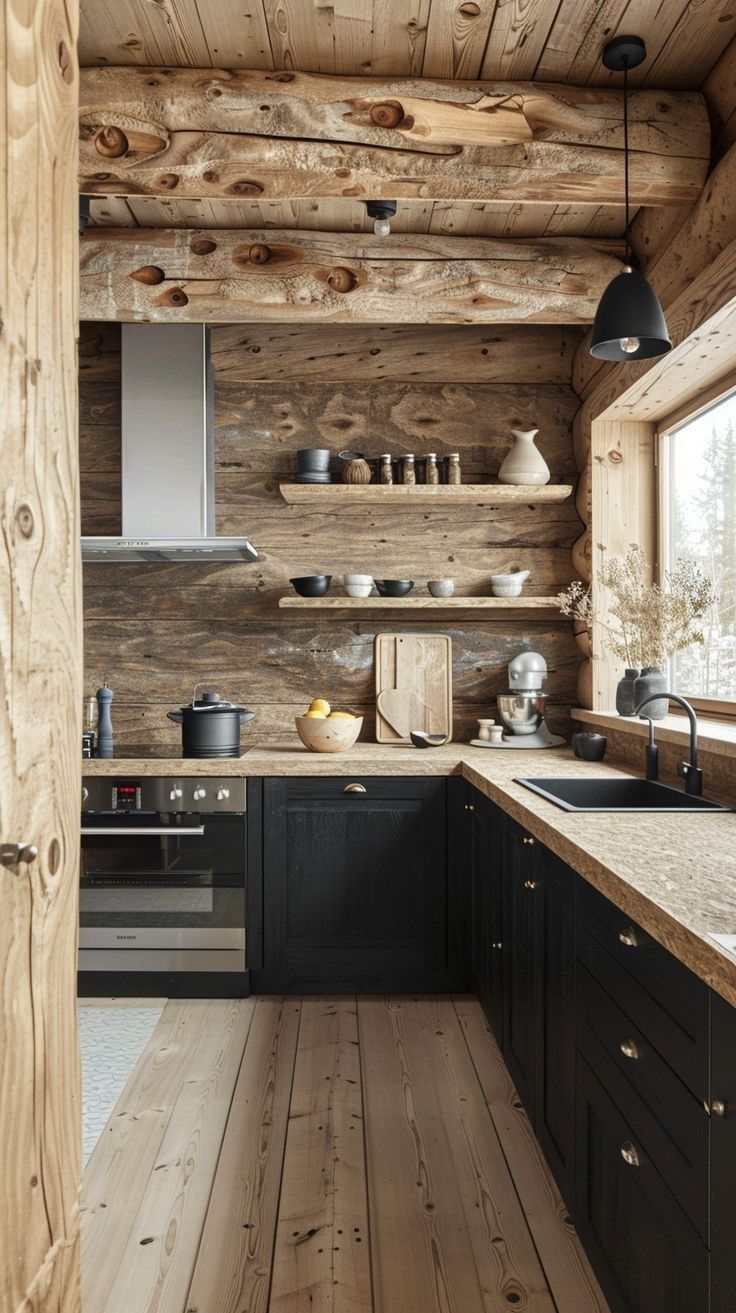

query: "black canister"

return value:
[167, 690, 256, 758]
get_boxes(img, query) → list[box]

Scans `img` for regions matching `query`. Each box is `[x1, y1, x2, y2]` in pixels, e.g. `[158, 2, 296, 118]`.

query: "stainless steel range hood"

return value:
[82, 324, 258, 564]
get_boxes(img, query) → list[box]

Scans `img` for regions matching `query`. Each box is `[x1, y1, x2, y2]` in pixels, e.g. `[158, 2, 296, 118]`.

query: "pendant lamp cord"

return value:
[623, 54, 630, 266]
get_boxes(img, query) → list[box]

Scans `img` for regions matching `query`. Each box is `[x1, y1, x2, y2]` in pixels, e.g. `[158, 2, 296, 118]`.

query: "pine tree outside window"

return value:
[658, 386, 736, 711]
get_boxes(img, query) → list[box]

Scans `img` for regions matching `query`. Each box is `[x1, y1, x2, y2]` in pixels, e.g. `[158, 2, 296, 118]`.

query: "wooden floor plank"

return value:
[81, 1000, 215, 1311]
[358, 995, 555, 1313]
[93, 998, 254, 1313]
[454, 997, 610, 1313]
[269, 998, 372, 1313]
[185, 997, 302, 1313]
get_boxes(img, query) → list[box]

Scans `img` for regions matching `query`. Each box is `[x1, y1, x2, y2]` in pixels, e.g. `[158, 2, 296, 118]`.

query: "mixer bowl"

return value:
[497, 693, 548, 736]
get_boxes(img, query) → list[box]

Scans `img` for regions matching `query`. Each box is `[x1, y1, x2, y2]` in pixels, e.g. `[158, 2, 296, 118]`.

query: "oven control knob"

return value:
[193, 787, 207, 801]
[216, 788, 230, 802]
[169, 787, 183, 801]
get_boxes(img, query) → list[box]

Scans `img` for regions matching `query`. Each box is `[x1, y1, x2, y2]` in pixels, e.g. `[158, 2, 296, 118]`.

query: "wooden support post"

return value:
[1, 2, 82, 1309]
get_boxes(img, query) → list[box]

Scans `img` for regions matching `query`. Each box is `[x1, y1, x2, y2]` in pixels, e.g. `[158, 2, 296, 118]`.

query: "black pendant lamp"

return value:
[590, 36, 671, 361]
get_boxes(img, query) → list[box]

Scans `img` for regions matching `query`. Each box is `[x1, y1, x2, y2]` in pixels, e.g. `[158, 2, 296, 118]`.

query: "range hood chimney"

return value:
[81, 324, 258, 563]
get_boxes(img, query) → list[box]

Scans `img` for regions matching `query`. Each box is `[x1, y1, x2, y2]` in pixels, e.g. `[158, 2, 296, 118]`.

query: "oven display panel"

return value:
[111, 783, 142, 811]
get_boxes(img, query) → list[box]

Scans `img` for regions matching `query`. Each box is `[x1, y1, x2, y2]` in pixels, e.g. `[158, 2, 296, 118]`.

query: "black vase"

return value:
[615, 668, 640, 716]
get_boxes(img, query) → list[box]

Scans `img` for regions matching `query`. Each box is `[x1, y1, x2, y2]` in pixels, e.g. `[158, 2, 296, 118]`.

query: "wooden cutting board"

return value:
[374, 633, 453, 744]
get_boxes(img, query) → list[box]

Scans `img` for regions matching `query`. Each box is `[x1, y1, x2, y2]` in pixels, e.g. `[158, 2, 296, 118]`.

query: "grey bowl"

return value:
[289, 575, 332, 597]
[410, 731, 450, 748]
[375, 579, 414, 597]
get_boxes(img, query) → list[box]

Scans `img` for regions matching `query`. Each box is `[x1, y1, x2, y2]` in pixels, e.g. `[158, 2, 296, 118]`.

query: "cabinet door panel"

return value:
[469, 791, 503, 1038]
[576, 1057, 707, 1313]
[502, 821, 539, 1116]
[711, 992, 736, 1313]
[538, 847, 576, 1206]
[261, 777, 448, 991]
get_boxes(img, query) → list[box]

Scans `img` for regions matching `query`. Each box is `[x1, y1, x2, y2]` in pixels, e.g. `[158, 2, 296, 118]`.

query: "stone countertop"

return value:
[83, 742, 736, 1007]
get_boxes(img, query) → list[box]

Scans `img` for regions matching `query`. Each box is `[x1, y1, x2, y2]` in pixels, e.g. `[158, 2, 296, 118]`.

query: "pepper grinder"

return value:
[96, 680, 114, 758]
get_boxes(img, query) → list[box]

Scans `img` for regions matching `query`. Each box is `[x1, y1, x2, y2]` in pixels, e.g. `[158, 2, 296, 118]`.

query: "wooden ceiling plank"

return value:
[699, 30, 736, 158]
[643, 0, 736, 88]
[263, 0, 376, 76]
[480, 0, 560, 80]
[422, 0, 499, 78]
[78, 0, 211, 66]
[371, 0, 433, 76]
[534, 0, 693, 87]
[194, 0, 275, 69]
[79, 225, 623, 323]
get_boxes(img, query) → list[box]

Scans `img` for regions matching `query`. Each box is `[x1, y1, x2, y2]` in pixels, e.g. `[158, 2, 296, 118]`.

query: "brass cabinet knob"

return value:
[522, 836, 535, 846]
[704, 1099, 727, 1117]
[464, 803, 475, 812]
[523, 879, 541, 890]
[344, 783, 367, 794]
[491, 942, 503, 951]
[620, 1039, 640, 1061]
[618, 926, 640, 948]
[620, 1141, 640, 1167]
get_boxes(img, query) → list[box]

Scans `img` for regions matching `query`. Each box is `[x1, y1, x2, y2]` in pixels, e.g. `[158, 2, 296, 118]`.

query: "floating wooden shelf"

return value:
[279, 596, 566, 618]
[278, 483, 573, 507]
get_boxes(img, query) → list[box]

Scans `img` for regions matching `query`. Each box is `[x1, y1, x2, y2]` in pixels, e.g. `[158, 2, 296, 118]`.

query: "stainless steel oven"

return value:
[79, 776, 246, 976]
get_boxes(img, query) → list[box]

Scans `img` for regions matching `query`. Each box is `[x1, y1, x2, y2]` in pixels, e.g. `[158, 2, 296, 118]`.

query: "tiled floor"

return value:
[78, 1000, 165, 1163]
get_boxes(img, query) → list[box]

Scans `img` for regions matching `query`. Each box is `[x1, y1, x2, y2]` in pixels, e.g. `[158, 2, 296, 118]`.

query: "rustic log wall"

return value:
[80, 321, 582, 752]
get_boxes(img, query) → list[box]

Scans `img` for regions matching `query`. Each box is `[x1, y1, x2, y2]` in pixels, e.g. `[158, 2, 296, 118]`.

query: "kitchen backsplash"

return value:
[79, 321, 583, 752]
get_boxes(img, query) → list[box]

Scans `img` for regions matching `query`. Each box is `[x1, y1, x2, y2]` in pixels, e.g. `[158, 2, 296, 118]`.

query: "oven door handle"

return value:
[81, 826, 206, 837]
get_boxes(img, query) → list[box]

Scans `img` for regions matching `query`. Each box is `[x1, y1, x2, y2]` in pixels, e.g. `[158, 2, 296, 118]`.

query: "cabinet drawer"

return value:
[575, 1056, 708, 1313]
[577, 966, 708, 1240]
[578, 880, 708, 1096]
[282, 777, 445, 802]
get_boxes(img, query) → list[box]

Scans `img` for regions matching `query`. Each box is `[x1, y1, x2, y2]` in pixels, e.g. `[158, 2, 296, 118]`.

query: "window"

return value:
[659, 386, 736, 708]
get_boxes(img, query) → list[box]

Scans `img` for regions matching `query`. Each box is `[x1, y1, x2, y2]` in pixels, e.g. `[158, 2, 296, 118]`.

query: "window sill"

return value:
[571, 708, 736, 760]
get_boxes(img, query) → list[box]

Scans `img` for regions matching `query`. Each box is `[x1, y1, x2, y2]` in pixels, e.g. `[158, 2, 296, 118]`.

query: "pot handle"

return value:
[167, 710, 184, 723]
[239, 710, 256, 724]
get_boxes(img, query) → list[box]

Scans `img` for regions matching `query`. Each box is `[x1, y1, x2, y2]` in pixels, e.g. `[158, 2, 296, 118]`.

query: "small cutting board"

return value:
[375, 633, 453, 744]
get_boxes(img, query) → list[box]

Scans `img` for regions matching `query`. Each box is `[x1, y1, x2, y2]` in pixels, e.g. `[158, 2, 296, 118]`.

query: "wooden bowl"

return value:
[295, 714, 363, 753]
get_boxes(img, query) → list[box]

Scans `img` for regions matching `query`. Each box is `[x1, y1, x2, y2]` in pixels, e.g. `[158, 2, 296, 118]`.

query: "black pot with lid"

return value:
[167, 688, 256, 758]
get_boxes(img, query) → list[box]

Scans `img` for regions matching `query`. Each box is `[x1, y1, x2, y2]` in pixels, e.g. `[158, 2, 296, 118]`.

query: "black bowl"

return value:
[375, 579, 414, 598]
[572, 732, 607, 761]
[290, 575, 332, 597]
[410, 731, 450, 748]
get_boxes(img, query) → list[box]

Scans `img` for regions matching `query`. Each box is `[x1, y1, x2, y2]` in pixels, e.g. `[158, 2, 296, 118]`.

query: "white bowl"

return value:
[491, 582, 524, 597]
[428, 579, 455, 598]
[491, 570, 529, 598]
[346, 583, 373, 597]
[344, 573, 373, 586]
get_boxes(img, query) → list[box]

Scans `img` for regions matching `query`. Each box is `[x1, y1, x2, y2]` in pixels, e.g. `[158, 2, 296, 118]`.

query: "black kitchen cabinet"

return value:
[255, 776, 468, 993]
[466, 788, 503, 1038]
[575, 1056, 708, 1313]
[710, 991, 736, 1313]
[501, 821, 576, 1206]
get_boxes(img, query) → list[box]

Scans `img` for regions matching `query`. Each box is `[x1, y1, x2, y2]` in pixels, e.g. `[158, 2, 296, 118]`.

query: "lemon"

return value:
[328, 710, 356, 720]
[303, 709, 327, 719]
[309, 698, 331, 715]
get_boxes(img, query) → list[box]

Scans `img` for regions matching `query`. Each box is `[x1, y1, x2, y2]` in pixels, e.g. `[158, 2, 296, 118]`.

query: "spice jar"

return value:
[402, 454, 416, 485]
[379, 454, 393, 485]
[426, 453, 439, 485]
[447, 452, 462, 485]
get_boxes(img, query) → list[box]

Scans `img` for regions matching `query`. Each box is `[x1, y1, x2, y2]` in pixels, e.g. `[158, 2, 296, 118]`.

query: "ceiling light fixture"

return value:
[366, 199, 397, 238]
[589, 36, 672, 362]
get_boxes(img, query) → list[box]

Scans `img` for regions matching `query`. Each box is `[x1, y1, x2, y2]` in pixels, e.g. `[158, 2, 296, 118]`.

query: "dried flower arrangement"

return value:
[557, 546, 716, 667]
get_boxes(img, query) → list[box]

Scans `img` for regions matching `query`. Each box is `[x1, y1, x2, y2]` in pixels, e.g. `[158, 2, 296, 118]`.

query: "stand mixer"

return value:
[471, 651, 566, 749]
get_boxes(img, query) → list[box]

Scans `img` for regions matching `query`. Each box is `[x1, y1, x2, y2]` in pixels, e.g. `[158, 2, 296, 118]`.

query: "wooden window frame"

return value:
[655, 375, 736, 721]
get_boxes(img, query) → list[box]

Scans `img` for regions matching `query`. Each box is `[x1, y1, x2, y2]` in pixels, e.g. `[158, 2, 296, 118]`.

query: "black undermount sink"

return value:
[516, 776, 732, 813]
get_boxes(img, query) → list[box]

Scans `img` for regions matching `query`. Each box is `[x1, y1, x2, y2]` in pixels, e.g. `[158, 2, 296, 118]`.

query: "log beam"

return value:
[78, 67, 709, 207]
[79, 227, 624, 324]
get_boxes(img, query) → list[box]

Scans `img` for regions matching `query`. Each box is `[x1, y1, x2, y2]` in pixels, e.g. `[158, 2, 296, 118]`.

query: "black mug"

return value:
[572, 732, 607, 762]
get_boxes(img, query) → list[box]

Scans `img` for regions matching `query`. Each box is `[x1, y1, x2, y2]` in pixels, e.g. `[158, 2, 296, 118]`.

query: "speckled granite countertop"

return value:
[83, 743, 736, 1006]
